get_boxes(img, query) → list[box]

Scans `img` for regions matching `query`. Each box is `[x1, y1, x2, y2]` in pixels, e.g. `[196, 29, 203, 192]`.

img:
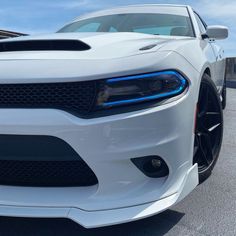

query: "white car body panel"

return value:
[0, 4, 226, 228]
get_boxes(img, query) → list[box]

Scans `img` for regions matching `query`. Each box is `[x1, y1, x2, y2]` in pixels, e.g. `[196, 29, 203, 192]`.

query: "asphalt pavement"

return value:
[0, 89, 235, 236]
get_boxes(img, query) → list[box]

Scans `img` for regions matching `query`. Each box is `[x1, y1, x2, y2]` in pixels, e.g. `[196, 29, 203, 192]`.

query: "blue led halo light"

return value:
[102, 71, 187, 107]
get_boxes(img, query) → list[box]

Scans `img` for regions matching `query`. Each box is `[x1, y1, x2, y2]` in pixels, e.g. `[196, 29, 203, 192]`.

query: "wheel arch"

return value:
[197, 66, 214, 95]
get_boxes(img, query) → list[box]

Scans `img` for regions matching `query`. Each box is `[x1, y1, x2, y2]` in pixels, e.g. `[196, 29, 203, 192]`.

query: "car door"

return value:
[194, 12, 225, 91]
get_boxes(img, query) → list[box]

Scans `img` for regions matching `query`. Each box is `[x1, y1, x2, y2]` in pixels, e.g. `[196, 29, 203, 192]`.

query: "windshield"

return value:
[58, 13, 194, 37]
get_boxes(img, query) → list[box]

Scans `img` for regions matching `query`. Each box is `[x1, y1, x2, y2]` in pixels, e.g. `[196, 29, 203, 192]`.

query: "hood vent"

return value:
[139, 44, 157, 51]
[0, 39, 91, 52]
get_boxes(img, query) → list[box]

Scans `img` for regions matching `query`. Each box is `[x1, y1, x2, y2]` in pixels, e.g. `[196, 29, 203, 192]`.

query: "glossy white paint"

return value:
[206, 25, 229, 40]
[0, 4, 227, 228]
[0, 164, 198, 228]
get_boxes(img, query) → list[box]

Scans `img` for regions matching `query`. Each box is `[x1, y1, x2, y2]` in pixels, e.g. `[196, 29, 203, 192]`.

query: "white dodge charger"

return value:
[0, 4, 228, 228]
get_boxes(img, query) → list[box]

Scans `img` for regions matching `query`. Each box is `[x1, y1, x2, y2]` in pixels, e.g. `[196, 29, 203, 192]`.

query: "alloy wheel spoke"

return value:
[193, 135, 199, 157]
[202, 133, 214, 163]
[194, 145, 199, 157]
[208, 123, 221, 132]
[206, 112, 220, 116]
[198, 133, 212, 166]
[198, 85, 209, 118]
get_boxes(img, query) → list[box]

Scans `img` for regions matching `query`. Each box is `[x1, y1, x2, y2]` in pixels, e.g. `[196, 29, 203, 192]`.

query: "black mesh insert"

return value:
[0, 160, 98, 187]
[0, 81, 97, 116]
[0, 135, 98, 187]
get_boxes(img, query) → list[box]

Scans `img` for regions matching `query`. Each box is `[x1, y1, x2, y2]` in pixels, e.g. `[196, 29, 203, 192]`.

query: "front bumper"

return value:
[0, 80, 199, 227]
[0, 163, 198, 228]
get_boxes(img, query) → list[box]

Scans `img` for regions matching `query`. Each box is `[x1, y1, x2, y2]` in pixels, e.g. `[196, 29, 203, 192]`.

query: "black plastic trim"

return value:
[0, 39, 91, 52]
[0, 135, 79, 161]
[132, 156, 169, 178]
[187, 7, 197, 38]
[0, 135, 98, 187]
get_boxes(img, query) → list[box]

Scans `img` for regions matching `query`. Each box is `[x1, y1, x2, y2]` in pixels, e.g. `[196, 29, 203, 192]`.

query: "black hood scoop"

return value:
[0, 39, 91, 52]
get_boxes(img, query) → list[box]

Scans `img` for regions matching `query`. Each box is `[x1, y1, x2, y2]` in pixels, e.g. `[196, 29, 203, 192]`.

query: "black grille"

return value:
[0, 81, 97, 116]
[0, 160, 98, 187]
[0, 135, 98, 187]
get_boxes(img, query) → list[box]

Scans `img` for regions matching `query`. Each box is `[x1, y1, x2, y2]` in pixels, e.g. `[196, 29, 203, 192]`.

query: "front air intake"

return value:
[0, 135, 98, 187]
[0, 39, 91, 52]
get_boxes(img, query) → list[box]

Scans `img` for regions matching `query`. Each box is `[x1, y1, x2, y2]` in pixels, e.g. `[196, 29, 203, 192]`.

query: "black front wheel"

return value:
[194, 74, 223, 183]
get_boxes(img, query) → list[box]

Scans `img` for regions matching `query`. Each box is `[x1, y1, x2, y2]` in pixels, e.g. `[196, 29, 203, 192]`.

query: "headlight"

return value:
[96, 71, 188, 109]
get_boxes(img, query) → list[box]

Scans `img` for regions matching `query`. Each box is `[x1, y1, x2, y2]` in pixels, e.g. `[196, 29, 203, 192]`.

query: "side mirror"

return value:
[203, 25, 228, 40]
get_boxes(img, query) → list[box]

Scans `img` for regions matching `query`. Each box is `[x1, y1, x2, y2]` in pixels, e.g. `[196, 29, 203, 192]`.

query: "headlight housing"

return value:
[96, 71, 188, 109]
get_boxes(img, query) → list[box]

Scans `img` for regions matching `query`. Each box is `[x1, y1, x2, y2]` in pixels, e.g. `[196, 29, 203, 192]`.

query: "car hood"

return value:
[0, 32, 190, 60]
[0, 32, 195, 83]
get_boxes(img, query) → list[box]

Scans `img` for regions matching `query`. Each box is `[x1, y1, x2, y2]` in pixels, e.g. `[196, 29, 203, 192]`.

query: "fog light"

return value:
[151, 158, 162, 169]
[131, 156, 169, 178]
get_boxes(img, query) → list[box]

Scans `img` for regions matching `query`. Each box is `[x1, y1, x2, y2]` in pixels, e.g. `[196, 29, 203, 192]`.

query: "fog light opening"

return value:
[151, 158, 162, 169]
[132, 156, 169, 178]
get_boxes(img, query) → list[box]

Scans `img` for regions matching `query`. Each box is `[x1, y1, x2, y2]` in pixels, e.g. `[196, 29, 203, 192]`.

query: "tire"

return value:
[221, 78, 227, 110]
[194, 74, 224, 183]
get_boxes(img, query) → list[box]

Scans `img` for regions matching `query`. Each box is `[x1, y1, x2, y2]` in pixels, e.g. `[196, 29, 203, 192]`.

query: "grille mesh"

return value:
[0, 160, 98, 187]
[0, 81, 97, 116]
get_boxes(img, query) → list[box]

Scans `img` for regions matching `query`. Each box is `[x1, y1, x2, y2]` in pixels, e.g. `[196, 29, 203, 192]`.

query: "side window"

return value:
[194, 13, 206, 34]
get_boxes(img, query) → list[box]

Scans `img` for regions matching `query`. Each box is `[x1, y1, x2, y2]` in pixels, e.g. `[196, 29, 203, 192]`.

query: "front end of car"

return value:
[0, 33, 200, 228]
